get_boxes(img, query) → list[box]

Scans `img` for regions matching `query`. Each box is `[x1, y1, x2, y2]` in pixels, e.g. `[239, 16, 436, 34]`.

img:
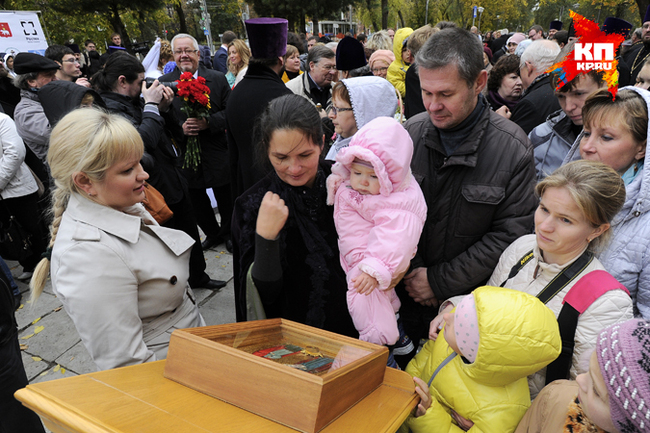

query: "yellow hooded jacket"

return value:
[387, 27, 413, 97]
[404, 287, 562, 433]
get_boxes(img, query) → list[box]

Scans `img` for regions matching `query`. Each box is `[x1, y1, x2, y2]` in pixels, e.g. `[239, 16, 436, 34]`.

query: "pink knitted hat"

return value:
[368, 49, 395, 69]
[455, 294, 480, 363]
[596, 319, 650, 432]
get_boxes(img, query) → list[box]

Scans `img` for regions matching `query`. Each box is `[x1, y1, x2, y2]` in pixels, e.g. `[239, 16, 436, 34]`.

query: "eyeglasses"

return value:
[330, 106, 353, 116]
[318, 63, 337, 71]
[174, 49, 198, 55]
[62, 58, 80, 64]
[371, 67, 388, 73]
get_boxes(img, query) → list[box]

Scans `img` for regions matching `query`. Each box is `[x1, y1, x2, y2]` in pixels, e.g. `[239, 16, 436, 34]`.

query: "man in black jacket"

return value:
[0, 265, 46, 432]
[95, 52, 226, 290]
[508, 40, 561, 134]
[161, 34, 233, 254]
[399, 27, 537, 363]
[226, 17, 292, 199]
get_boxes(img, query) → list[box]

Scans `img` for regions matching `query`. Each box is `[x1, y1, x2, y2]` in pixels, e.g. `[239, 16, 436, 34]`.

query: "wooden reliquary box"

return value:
[164, 318, 389, 433]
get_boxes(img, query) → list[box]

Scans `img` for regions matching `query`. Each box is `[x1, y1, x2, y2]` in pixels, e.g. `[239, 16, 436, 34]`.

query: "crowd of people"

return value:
[1, 10, 650, 433]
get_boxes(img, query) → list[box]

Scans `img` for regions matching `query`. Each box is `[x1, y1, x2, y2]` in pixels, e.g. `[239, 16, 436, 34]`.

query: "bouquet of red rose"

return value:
[176, 71, 211, 171]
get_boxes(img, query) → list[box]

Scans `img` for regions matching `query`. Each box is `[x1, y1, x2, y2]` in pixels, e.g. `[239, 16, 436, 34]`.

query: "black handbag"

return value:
[0, 215, 33, 261]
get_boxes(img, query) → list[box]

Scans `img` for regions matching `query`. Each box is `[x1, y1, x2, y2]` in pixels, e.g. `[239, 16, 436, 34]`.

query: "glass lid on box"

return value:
[209, 324, 373, 375]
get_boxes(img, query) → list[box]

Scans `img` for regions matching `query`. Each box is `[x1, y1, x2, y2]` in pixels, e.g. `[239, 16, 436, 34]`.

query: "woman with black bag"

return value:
[0, 112, 46, 281]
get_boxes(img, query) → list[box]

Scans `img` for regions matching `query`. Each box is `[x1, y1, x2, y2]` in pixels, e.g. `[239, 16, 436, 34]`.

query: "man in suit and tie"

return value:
[213, 31, 237, 74]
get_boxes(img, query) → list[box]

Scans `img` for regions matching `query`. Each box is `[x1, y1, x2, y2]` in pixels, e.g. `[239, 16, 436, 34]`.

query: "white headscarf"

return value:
[142, 39, 162, 78]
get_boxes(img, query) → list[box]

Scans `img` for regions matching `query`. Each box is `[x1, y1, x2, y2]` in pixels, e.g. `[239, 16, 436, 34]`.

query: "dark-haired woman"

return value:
[232, 94, 357, 337]
[485, 55, 523, 111]
[92, 52, 225, 290]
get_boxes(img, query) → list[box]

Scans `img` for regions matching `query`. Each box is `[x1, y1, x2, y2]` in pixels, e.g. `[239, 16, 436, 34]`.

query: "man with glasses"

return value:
[160, 33, 235, 261]
[44, 44, 89, 87]
[528, 25, 544, 40]
[286, 44, 337, 151]
[286, 45, 336, 113]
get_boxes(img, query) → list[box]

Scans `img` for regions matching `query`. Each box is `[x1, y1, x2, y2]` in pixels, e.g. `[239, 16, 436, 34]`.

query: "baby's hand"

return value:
[353, 272, 379, 295]
[413, 377, 432, 417]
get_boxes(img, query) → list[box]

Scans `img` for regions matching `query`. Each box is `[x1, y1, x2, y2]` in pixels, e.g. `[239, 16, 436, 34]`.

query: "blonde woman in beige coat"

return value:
[30, 109, 204, 371]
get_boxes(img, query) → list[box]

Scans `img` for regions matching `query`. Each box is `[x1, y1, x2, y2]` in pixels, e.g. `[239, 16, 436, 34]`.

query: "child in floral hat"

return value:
[515, 318, 650, 433]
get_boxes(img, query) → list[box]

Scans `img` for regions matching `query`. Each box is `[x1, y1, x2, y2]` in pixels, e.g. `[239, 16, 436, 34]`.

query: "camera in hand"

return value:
[145, 77, 178, 92]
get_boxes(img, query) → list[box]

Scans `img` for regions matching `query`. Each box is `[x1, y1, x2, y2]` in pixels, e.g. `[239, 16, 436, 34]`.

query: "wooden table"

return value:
[15, 360, 418, 433]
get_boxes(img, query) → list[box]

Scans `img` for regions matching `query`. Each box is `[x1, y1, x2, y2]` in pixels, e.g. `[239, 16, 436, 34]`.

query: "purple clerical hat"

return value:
[601, 17, 633, 38]
[645, 5, 650, 23]
[245, 17, 288, 58]
[549, 20, 562, 31]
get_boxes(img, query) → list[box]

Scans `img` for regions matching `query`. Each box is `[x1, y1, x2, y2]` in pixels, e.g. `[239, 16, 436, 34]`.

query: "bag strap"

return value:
[427, 352, 457, 387]
[535, 250, 593, 304]
[544, 270, 629, 384]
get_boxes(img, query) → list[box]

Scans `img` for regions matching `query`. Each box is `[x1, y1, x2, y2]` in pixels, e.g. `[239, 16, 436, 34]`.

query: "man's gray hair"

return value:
[416, 27, 484, 86]
[171, 33, 199, 52]
[307, 45, 335, 71]
[13, 72, 38, 90]
[520, 39, 561, 73]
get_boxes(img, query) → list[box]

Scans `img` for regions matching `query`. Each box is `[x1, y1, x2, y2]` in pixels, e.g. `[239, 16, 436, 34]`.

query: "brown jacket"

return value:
[515, 380, 604, 433]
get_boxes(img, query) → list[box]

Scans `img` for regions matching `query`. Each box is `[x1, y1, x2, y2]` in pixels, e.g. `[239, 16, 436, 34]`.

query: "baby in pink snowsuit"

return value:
[326, 116, 427, 345]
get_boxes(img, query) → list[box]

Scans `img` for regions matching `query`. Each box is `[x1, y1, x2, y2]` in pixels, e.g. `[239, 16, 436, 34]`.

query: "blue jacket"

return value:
[213, 45, 228, 74]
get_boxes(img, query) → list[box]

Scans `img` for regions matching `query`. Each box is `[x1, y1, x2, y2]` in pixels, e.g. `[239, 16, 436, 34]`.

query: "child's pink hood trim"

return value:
[327, 116, 413, 203]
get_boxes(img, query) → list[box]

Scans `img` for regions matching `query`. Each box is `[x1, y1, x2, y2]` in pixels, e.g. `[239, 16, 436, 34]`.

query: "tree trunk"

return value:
[299, 12, 306, 35]
[313, 16, 320, 36]
[175, 3, 188, 34]
[109, 4, 132, 52]
[398, 10, 405, 28]
[638, 0, 650, 22]
[381, 0, 388, 29]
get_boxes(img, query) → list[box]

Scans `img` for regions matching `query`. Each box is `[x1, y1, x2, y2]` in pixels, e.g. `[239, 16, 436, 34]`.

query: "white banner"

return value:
[0, 11, 48, 56]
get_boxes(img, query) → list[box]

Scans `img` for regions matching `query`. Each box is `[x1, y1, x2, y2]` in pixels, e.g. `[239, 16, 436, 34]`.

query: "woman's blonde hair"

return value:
[30, 108, 144, 301]
[158, 40, 173, 69]
[228, 39, 251, 76]
[535, 160, 626, 252]
[582, 88, 648, 147]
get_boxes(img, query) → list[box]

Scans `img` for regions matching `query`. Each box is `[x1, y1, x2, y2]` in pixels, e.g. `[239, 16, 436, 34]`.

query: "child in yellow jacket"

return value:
[403, 287, 561, 433]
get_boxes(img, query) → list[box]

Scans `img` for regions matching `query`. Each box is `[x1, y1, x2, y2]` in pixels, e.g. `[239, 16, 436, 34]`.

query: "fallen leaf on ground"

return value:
[215, 255, 220, 259]
[34, 325, 44, 334]
[39, 371, 48, 376]
[54, 307, 62, 312]
[31, 317, 41, 324]
[60, 368, 66, 374]
[20, 344, 28, 350]
[21, 333, 34, 340]
[18, 304, 23, 309]
[53, 365, 60, 372]
[31, 356, 42, 362]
